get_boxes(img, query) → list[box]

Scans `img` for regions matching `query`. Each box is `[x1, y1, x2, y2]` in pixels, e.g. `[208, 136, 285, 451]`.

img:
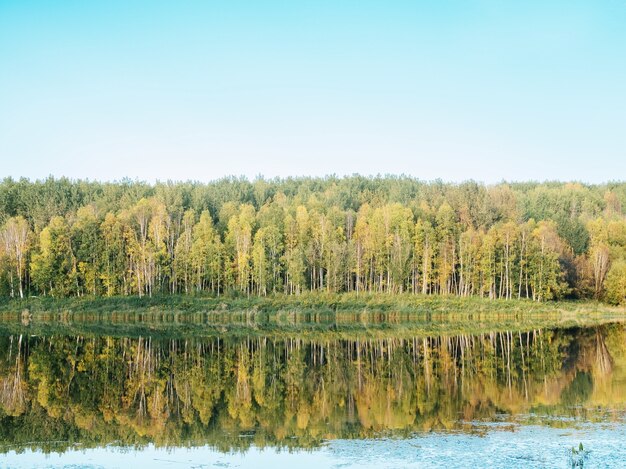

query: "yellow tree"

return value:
[384, 204, 413, 293]
[458, 228, 482, 297]
[0, 216, 30, 298]
[120, 198, 168, 297]
[499, 222, 519, 299]
[435, 202, 457, 295]
[191, 210, 223, 293]
[587, 218, 610, 298]
[354, 204, 374, 294]
[480, 227, 498, 298]
[226, 204, 256, 294]
[414, 218, 435, 295]
[283, 206, 308, 294]
[174, 209, 195, 294]
[529, 221, 568, 301]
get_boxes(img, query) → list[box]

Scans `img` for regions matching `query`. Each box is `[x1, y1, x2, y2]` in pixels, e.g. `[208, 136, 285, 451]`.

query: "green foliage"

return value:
[605, 261, 626, 305]
[0, 177, 625, 302]
[30, 217, 77, 297]
[570, 442, 590, 468]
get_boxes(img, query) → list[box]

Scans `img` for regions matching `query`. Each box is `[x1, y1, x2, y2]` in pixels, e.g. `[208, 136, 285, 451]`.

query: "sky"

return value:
[1, 0, 625, 184]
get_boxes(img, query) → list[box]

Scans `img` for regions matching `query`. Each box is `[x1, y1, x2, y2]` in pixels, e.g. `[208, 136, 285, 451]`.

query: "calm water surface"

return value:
[0, 313, 624, 468]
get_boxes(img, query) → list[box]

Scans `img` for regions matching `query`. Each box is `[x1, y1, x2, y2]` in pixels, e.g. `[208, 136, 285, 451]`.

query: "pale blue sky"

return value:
[1, 0, 625, 183]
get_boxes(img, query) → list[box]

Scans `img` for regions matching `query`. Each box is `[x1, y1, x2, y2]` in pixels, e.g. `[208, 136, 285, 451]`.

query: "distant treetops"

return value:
[0, 176, 625, 304]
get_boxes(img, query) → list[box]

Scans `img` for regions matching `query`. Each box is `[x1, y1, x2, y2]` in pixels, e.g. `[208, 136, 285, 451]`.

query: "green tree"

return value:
[190, 210, 223, 293]
[72, 205, 102, 296]
[30, 216, 77, 296]
[174, 209, 196, 294]
[0, 216, 30, 298]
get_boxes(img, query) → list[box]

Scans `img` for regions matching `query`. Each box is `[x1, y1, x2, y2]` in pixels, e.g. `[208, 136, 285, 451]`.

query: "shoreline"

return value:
[1, 293, 624, 315]
[0, 294, 624, 339]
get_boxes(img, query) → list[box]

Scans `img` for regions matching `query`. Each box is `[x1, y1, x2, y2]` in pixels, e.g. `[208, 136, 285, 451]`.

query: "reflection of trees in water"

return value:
[0, 335, 27, 416]
[594, 329, 613, 375]
[0, 325, 623, 452]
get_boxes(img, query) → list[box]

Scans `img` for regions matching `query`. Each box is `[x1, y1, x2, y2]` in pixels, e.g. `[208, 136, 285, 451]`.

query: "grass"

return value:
[0, 291, 623, 315]
[0, 293, 623, 340]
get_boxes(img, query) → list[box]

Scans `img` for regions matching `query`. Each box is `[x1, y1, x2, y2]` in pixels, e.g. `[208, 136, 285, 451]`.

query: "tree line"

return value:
[0, 176, 625, 303]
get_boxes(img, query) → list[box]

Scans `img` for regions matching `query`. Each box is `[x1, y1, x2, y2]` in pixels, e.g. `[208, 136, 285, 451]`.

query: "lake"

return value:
[0, 312, 624, 468]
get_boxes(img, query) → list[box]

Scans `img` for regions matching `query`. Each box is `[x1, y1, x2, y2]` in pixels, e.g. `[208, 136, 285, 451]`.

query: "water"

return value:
[0, 314, 624, 468]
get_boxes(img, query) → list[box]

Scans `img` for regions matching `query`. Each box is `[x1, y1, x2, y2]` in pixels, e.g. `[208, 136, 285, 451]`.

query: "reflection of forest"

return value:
[0, 324, 624, 453]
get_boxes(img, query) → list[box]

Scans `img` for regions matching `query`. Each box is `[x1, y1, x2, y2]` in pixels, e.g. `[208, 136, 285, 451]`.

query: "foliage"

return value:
[605, 261, 626, 305]
[0, 177, 625, 302]
[569, 442, 590, 468]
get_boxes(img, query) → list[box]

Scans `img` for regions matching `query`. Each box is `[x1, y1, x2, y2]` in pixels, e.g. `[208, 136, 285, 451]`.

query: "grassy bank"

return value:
[0, 294, 624, 339]
[0, 292, 623, 316]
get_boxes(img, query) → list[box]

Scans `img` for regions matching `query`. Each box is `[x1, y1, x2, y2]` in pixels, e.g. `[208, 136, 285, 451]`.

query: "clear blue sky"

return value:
[1, 0, 625, 183]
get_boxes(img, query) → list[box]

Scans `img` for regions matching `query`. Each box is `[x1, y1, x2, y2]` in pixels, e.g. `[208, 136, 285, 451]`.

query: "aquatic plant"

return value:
[569, 442, 590, 468]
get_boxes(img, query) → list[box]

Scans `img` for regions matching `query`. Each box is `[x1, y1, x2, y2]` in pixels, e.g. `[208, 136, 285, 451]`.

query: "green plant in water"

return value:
[569, 442, 589, 468]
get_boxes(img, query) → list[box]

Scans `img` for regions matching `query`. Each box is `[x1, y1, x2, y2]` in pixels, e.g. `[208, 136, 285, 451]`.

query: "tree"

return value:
[226, 204, 256, 294]
[30, 216, 77, 296]
[0, 216, 30, 298]
[605, 260, 626, 305]
[191, 210, 223, 293]
[283, 210, 306, 295]
[174, 209, 196, 294]
[587, 218, 610, 298]
[414, 218, 435, 295]
[528, 221, 568, 301]
[72, 205, 101, 296]
[435, 202, 457, 295]
[0, 177, 624, 302]
[100, 212, 127, 296]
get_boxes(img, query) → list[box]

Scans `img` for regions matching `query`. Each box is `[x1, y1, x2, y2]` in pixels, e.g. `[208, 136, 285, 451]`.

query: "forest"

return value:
[0, 176, 625, 304]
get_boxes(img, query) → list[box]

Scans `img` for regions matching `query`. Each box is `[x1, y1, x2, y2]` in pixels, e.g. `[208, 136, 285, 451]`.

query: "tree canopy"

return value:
[0, 176, 625, 303]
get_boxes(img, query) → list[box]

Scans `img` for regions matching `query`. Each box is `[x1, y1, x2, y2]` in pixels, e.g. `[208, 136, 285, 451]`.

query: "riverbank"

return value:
[0, 292, 623, 316]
